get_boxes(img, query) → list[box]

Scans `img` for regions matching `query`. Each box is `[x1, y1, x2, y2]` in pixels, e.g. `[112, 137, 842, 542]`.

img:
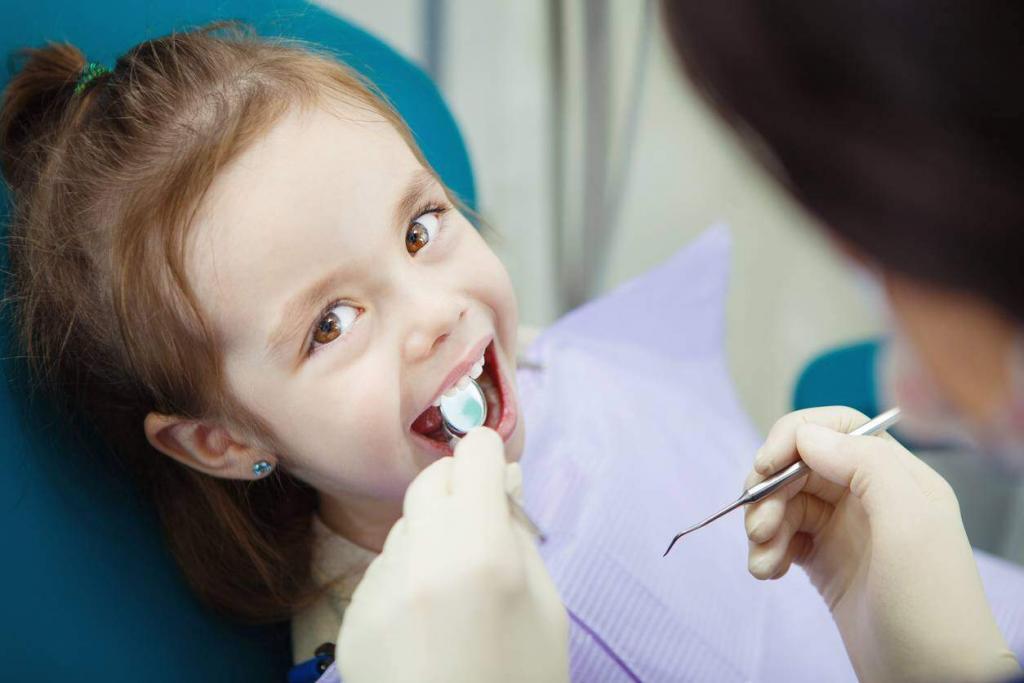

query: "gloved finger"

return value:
[351, 527, 403, 615]
[744, 465, 763, 489]
[869, 432, 955, 496]
[743, 462, 845, 543]
[404, 456, 454, 519]
[361, 517, 408, 585]
[794, 424, 923, 517]
[512, 521, 568, 626]
[769, 532, 814, 580]
[747, 454, 849, 500]
[350, 554, 383, 604]
[381, 516, 407, 556]
[754, 406, 871, 477]
[744, 476, 804, 543]
[505, 462, 524, 504]
[748, 493, 832, 579]
[451, 427, 509, 521]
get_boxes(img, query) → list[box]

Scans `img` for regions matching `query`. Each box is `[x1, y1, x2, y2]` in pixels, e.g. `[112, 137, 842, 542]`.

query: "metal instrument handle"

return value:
[742, 407, 903, 504]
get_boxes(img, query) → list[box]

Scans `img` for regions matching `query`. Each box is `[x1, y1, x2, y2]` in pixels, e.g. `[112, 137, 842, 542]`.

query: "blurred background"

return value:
[319, 0, 1024, 564]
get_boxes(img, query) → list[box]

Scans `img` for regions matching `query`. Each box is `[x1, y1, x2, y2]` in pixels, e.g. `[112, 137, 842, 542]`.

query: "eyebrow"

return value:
[394, 169, 439, 229]
[265, 168, 441, 359]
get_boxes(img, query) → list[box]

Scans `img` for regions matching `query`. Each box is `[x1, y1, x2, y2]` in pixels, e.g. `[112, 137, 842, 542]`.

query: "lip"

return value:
[409, 339, 518, 456]
[483, 342, 518, 442]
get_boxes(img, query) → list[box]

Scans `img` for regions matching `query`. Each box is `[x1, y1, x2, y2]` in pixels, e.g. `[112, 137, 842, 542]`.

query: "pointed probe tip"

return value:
[663, 534, 682, 557]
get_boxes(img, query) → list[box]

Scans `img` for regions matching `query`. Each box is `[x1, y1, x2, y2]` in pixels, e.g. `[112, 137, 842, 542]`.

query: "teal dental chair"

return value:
[0, 3, 475, 680]
[793, 339, 883, 417]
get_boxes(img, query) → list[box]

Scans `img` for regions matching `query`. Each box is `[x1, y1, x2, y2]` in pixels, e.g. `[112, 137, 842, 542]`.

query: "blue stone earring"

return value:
[252, 460, 274, 478]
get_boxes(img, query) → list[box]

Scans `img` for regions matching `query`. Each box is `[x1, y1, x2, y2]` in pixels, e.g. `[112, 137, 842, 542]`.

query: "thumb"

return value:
[795, 423, 917, 516]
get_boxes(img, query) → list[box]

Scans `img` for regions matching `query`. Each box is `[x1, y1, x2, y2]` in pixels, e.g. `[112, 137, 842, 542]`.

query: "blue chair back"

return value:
[0, 3, 475, 680]
[792, 339, 883, 417]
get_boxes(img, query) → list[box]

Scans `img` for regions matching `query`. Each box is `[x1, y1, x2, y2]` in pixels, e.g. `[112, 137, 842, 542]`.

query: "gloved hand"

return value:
[338, 427, 570, 683]
[745, 406, 1020, 683]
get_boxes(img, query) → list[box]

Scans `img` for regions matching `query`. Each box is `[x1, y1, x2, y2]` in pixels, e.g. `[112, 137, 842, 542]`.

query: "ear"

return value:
[144, 412, 274, 481]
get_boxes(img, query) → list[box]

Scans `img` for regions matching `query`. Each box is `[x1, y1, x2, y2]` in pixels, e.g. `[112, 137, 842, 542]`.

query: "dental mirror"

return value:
[438, 379, 487, 438]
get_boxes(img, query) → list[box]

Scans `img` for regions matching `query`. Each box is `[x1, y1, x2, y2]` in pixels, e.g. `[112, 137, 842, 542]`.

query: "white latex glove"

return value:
[338, 427, 570, 683]
[745, 406, 1021, 683]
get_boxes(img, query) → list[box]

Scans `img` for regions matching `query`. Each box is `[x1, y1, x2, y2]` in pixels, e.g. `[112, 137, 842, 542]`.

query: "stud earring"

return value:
[252, 460, 274, 478]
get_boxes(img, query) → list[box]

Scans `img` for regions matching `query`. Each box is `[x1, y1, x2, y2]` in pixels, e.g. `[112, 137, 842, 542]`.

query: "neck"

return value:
[317, 490, 402, 553]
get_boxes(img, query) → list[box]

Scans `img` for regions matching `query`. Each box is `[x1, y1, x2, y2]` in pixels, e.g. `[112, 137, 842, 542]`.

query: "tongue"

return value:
[411, 406, 443, 436]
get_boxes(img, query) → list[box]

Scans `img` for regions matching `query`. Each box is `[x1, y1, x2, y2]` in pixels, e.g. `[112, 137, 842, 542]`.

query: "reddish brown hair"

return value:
[1, 24, 427, 622]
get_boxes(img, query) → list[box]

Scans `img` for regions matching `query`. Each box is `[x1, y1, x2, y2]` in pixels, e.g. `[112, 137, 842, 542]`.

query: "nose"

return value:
[402, 292, 467, 363]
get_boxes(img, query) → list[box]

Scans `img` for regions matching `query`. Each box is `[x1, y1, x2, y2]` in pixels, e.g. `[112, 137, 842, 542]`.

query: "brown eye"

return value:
[405, 211, 441, 255]
[406, 223, 429, 254]
[313, 314, 341, 344]
[311, 303, 359, 349]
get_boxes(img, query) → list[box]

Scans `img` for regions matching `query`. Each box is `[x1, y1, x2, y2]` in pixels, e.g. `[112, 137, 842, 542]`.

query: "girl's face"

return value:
[184, 103, 523, 537]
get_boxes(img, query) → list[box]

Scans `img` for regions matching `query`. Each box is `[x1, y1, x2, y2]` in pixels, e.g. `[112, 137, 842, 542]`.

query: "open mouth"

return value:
[409, 341, 514, 455]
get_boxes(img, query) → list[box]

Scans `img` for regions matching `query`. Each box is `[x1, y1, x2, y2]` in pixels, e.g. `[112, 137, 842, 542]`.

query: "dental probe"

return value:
[663, 407, 902, 557]
[438, 378, 547, 543]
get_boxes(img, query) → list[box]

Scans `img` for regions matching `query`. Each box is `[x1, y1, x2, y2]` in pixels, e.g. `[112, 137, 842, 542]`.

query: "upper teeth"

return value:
[434, 355, 486, 406]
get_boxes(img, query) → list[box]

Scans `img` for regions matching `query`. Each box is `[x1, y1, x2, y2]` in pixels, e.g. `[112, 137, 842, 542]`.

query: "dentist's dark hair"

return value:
[662, 1, 1024, 321]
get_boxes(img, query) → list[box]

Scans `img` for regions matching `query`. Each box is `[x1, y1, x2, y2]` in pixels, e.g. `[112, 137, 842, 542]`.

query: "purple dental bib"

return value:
[515, 225, 844, 681]
[321, 226, 1024, 683]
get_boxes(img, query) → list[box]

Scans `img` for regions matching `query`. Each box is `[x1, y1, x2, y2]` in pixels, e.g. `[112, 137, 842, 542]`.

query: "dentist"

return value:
[340, 2, 1024, 681]
[662, 3, 1023, 681]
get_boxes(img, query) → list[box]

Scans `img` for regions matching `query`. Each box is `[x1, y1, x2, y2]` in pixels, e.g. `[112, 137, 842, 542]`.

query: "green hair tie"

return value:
[74, 61, 111, 95]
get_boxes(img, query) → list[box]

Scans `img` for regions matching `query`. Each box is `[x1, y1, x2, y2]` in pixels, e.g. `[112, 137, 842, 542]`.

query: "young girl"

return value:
[7, 24, 1024, 682]
[2, 24, 523, 660]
